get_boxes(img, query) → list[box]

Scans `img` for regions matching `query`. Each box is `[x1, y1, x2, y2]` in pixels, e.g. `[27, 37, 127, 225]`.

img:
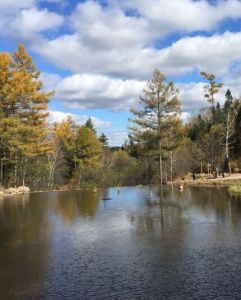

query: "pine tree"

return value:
[200, 71, 223, 123]
[99, 133, 108, 146]
[74, 126, 102, 186]
[85, 117, 96, 133]
[130, 69, 181, 186]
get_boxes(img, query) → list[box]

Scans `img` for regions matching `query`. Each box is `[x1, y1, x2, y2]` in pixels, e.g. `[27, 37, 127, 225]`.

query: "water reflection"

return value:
[1, 186, 241, 299]
[0, 193, 50, 299]
[47, 189, 101, 222]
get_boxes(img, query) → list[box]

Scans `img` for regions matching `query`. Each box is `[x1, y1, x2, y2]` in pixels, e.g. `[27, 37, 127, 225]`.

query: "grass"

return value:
[228, 183, 241, 194]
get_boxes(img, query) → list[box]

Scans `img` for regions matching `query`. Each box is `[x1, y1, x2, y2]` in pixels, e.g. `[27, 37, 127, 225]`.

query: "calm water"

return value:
[1, 186, 241, 299]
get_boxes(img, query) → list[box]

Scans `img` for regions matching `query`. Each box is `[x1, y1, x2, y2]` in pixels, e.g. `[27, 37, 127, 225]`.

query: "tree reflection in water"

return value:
[1, 187, 241, 299]
[0, 193, 50, 299]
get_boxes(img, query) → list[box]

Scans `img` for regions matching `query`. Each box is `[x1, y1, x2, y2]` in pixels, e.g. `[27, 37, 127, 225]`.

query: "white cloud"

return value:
[48, 110, 127, 146]
[37, 31, 241, 79]
[0, 4, 64, 42]
[12, 8, 64, 34]
[178, 82, 205, 113]
[2, 0, 241, 81]
[2, 0, 241, 136]
[123, 0, 241, 34]
[178, 76, 241, 115]
[40, 73, 61, 90]
[44, 71, 240, 114]
[53, 73, 145, 110]
[105, 130, 129, 147]
[34, 0, 241, 78]
[70, 1, 149, 49]
[0, 0, 34, 10]
[159, 31, 241, 76]
[48, 110, 111, 130]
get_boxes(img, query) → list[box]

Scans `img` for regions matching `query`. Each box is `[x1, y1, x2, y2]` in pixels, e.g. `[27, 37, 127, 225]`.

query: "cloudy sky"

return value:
[1, 0, 241, 145]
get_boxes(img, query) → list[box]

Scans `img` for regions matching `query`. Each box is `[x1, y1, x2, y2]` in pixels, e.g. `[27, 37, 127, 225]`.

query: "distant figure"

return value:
[192, 173, 196, 180]
[179, 184, 184, 192]
[117, 186, 120, 194]
[222, 172, 225, 178]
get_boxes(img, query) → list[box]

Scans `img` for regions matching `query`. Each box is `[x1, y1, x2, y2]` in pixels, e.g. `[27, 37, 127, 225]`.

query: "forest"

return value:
[0, 45, 241, 190]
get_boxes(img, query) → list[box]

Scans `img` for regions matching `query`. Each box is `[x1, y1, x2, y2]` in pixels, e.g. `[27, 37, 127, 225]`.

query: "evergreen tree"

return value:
[200, 71, 223, 123]
[234, 105, 241, 158]
[99, 133, 108, 146]
[74, 126, 102, 186]
[130, 69, 181, 186]
[85, 117, 96, 133]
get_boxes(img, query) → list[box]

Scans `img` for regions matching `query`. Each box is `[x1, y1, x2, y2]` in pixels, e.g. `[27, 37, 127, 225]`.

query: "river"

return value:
[0, 186, 241, 299]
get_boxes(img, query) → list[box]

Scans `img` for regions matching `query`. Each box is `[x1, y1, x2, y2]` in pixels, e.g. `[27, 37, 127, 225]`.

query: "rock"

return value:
[17, 186, 30, 193]
[5, 188, 20, 194]
[4, 186, 30, 195]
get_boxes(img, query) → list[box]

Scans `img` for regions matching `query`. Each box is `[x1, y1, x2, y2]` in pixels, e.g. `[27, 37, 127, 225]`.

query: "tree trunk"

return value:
[14, 157, 18, 188]
[170, 150, 173, 183]
[159, 140, 163, 187]
[145, 159, 148, 186]
[0, 158, 3, 185]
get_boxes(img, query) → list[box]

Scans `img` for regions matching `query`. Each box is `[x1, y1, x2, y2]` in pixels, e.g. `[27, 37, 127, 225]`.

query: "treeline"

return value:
[0, 45, 145, 189]
[126, 70, 241, 183]
[0, 45, 241, 190]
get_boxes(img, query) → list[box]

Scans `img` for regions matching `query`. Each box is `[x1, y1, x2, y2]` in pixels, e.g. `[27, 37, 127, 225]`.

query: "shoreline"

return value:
[168, 173, 241, 187]
[1, 175, 241, 197]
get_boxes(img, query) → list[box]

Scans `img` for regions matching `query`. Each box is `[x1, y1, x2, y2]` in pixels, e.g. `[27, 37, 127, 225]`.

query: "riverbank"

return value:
[169, 173, 241, 187]
[2, 175, 241, 197]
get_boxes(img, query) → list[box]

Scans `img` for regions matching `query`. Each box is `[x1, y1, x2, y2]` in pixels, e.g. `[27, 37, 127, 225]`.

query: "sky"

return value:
[1, 0, 241, 146]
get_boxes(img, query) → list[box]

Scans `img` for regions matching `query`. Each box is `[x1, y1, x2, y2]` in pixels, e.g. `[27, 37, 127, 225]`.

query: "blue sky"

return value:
[1, 0, 241, 145]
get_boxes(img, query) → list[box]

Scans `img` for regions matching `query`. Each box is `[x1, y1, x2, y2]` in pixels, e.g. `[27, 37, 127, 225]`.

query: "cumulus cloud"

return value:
[48, 110, 111, 129]
[2, 0, 241, 147]
[12, 8, 64, 34]
[0, 2, 64, 42]
[3, 0, 241, 80]
[70, 1, 150, 49]
[178, 77, 241, 115]
[123, 0, 241, 34]
[37, 30, 241, 79]
[43, 72, 239, 114]
[52, 73, 146, 110]
[178, 82, 205, 113]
